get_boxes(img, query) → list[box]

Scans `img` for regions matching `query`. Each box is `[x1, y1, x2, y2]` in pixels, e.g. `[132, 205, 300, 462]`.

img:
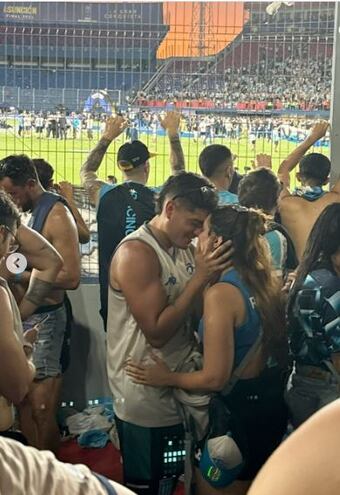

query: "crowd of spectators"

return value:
[137, 54, 331, 111]
[2, 109, 330, 151]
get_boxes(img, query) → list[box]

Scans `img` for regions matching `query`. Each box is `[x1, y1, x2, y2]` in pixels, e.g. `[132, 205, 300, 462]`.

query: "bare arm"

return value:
[1, 225, 63, 319]
[80, 115, 128, 206]
[167, 284, 237, 390]
[248, 400, 340, 495]
[45, 202, 80, 290]
[113, 238, 232, 348]
[0, 286, 35, 404]
[17, 225, 63, 318]
[127, 284, 238, 391]
[113, 242, 206, 348]
[159, 111, 185, 174]
[56, 181, 90, 244]
[277, 120, 329, 195]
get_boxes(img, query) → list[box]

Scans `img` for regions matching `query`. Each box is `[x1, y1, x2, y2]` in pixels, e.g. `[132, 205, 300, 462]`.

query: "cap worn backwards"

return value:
[117, 140, 156, 170]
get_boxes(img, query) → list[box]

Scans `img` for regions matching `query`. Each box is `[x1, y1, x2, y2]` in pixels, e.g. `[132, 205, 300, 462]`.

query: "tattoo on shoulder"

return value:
[25, 279, 54, 307]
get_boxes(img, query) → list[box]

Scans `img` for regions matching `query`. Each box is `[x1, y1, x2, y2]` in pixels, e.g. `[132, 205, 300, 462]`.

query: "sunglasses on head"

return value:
[171, 185, 216, 202]
[226, 204, 249, 235]
[230, 204, 248, 213]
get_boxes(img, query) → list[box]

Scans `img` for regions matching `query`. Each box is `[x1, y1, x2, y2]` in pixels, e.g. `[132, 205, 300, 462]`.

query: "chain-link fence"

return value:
[0, 1, 335, 279]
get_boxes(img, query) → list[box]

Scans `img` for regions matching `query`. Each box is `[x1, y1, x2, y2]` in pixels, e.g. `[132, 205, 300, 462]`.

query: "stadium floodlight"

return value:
[266, 2, 294, 16]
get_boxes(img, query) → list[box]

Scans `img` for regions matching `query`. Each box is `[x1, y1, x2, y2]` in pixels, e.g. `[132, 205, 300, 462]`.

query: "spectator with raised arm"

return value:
[277, 120, 339, 260]
[80, 111, 186, 329]
[54, 181, 90, 245]
[80, 111, 185, 208]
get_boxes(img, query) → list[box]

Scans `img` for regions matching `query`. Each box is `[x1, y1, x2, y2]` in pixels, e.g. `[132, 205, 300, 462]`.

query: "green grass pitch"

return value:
[0, 128, 329, 189]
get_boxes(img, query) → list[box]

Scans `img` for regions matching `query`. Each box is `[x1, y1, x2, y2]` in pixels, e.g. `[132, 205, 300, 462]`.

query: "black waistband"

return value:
[33, 301, 64, 314]
[92, 472, 117, 495]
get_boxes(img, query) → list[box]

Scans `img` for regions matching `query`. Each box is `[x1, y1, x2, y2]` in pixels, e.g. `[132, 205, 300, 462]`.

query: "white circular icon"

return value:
[6, 253, 27, 275]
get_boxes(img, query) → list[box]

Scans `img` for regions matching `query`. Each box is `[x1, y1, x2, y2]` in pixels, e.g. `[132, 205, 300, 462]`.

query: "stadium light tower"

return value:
[191, 2, 214, 58]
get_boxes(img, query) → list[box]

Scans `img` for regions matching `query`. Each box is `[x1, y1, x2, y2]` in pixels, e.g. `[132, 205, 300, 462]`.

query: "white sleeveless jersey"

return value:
[106, 224, 198, 427]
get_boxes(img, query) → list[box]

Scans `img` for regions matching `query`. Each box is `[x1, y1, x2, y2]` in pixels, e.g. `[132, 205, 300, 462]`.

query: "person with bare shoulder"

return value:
[277, 120, 338, 261]
[80, 111, 186, 328]
[0, 223, 63, 321]
[248, 399, 340, 495]
[0, 154, 80, 453]
[0, 191, 35, 433]
[80, 111, 185, 209]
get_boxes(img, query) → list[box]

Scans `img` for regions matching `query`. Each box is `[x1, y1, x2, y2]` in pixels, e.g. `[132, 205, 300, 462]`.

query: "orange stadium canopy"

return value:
[157, 2, 247, 59]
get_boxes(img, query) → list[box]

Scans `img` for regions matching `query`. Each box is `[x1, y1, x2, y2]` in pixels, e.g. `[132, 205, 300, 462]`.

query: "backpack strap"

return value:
[221, 328, 264, 397]
[28, 191, 71, 233]
[267, 221, 298, 270]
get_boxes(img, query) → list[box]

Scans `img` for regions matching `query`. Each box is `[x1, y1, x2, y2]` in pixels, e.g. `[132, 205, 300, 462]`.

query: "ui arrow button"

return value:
[6, 253, 28, 275]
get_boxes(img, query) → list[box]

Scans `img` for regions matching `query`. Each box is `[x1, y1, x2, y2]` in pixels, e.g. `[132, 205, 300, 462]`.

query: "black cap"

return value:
[117, 140, 155, 170]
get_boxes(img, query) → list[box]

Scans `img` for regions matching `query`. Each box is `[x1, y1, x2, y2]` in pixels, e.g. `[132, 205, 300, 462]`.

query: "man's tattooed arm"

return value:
[158, 111, 185, 175]
[80, 115, 128, 207]
[80, 137, 111, 207]
[19, 279, 54, 320]
[169, 134, 185, 175]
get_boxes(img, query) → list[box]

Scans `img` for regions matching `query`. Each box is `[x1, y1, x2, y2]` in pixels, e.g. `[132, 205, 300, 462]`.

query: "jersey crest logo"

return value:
[165, 275, 177, 286]
[129, 189, 138, 200]
[186, 262, 194, 275]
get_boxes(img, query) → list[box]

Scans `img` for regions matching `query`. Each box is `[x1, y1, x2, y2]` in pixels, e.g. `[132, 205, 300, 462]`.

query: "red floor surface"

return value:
[58, 438, 184, 494]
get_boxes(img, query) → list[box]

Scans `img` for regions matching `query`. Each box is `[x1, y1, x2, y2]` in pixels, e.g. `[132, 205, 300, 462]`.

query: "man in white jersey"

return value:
[107, 172, 232, 495]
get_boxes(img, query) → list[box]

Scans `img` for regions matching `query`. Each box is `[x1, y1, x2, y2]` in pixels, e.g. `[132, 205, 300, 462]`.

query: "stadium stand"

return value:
[138, 2, 334, 110]
[0, 2, 168, 109]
